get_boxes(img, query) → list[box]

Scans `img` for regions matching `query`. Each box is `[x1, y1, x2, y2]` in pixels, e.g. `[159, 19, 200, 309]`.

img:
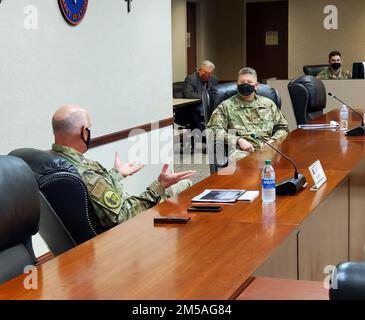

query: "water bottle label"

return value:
[262, 178, 276, 189]
[340, 111, 348, 119]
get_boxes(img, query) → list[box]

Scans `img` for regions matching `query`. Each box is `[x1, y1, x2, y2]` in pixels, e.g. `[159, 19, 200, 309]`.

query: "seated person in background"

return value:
[184, 60, 219, 99]
[207, 67, 289, 161]
[52, 105, 195, 230]
[183, 60, 219, 132]
[317, 51, 352, 80]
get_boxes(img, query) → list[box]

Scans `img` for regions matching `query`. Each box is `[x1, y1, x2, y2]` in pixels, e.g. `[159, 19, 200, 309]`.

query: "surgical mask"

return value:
[238, 83, 256, 96]
[200, 74, 211, 83]
[331, 63, 341, 70]
[81, 127, 91, 150]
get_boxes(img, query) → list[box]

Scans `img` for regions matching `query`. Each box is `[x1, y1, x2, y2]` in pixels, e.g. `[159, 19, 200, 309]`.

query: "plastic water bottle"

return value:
[262, 160, 276, 203]
[340, 104, 349, 131]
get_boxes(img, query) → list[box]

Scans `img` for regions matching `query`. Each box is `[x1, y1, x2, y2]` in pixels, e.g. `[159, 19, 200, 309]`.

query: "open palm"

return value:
[114, 151, 144, 177]
[158, 164, 195, 188]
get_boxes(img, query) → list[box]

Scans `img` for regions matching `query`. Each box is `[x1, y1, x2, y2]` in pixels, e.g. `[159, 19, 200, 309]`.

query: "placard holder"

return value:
[309, 160, 327, 192]
[310, 185, 322, 192]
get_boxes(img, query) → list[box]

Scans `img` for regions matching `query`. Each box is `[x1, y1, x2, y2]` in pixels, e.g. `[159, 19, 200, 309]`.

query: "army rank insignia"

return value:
[103, 190, 121, 209]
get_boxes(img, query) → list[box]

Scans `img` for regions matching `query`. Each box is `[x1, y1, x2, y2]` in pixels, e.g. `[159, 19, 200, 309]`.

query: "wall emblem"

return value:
[58, 0, 88, 26]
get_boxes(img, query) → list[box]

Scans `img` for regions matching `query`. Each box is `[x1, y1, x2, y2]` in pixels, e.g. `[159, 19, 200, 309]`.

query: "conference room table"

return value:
[173, 98, 201, 108]
[1, 110, 365, 300]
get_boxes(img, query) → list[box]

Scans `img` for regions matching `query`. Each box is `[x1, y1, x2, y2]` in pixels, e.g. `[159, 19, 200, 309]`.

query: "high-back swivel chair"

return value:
[203, 82, 282, 174]
[203, 82, 282, 125]
[288, 75, 327, 126]
[9, 148, 102, 250]
[329, 261, 365, 300]
[0, 155, 40, 284]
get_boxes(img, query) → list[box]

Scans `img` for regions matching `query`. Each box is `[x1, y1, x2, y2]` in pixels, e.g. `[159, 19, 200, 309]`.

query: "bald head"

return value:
[52, 105, 90, 136]
[52, 105, 91, 153]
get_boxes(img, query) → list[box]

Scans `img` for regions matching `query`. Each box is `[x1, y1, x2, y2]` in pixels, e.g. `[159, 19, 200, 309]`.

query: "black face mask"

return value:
[331, 63, 341, 71]
[238, 83, 256, 96]
[81, 127, 91, 150]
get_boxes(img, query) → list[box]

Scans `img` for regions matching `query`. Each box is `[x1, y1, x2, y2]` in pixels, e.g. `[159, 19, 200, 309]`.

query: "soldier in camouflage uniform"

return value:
[317, 51, 352, 80]
[207, 67, 289, 161]
[51, 105, 195, 230]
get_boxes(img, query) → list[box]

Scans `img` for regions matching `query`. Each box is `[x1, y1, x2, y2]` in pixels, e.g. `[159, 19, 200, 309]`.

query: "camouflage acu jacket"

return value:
[207, 94, 289, 149]
[52, 144, 165, 230]
[317, 67, 352, 80]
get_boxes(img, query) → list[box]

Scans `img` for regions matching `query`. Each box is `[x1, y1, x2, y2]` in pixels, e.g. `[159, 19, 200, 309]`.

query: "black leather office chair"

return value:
[303, 64, 330, 77]
[288, 75, 326, 126]
[38, 192, 76, 256]
[172, 81, 185, 99]
[202, 82, 237, 126]
[0, 155, 40, 284]
[329, 262, 365, 300]
[9, 148, 101, 248]
[204, 82, 282, 174]
[203, 82, 282, 124]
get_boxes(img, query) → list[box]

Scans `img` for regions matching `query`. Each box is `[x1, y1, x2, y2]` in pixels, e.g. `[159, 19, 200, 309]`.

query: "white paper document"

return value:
[237, 191, 260, 202]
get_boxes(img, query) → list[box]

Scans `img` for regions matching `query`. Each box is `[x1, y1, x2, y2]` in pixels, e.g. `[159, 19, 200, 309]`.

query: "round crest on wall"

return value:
[58, 0, 89, 26]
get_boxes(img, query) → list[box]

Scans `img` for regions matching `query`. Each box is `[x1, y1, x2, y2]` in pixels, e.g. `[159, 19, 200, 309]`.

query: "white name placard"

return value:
[309, 160, 327, 191]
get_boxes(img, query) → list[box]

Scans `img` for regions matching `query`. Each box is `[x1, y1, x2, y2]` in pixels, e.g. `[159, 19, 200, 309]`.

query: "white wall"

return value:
[87, 127, 174, 195]
[172, 0, 187, 82]
[0, 0, 172, 154]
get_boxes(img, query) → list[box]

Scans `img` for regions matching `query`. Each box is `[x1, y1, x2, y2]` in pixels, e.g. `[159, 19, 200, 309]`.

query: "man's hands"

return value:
[158, 164, 195, 189]
[237, 138, 255, 153]
[114, 151, 144, 177]
[113, 152, 195, 188]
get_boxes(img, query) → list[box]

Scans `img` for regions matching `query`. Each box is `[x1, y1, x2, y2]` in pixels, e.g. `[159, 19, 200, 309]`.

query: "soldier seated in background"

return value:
[317, 51, 352, 80]
[51, 105, 194, 230]
[207, 67, 289, 161]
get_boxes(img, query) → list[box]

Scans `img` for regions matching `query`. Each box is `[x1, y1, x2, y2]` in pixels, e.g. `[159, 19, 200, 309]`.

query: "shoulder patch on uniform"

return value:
[91, 180, 107, 198]
[103, 190, 121, 209]
[88, 175, 100, 186]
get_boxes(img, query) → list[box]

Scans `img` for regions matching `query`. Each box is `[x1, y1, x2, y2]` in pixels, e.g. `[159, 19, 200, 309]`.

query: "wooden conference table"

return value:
[173, 98, 201, 108]
[1, 110, 365, 300]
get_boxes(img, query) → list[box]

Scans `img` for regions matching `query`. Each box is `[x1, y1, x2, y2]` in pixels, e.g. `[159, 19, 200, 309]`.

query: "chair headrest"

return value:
[209, 82, 281, 110]
[303, 64, 330, 76]
[0, 156, 40, 251]
[9, 148, 79, 183]
[289, 75, 326, 110]
[256, 84, 281, 109]
[209, 82, 237, 110]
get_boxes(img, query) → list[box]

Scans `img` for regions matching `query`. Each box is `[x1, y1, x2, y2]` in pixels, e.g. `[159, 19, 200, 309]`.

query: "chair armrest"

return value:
[206, 136, 230, 175]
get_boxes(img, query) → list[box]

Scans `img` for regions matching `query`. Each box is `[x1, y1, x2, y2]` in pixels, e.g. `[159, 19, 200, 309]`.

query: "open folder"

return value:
[192, 189, 245, 203]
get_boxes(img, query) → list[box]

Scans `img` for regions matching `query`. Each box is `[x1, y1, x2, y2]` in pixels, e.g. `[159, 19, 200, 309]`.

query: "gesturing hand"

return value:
[114, 151, 144, 177]
[158, 164, 195, 189]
